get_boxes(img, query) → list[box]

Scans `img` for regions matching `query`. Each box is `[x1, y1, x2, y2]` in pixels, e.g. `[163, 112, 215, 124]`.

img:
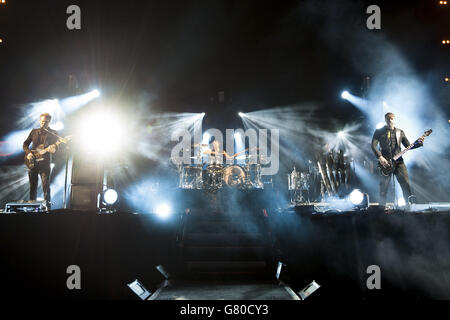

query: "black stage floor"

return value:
[1, 204, 449, 300]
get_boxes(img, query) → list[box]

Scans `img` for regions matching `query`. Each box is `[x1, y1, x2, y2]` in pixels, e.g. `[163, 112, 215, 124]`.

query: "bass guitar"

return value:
[378, 129, 432, 176]
[25, 136, 72, 170]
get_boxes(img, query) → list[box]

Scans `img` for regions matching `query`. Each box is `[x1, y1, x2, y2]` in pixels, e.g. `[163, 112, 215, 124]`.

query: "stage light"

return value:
[298, 281, 321, 300]
[127, 280, 151, 300]
[376, 122, 385, 129]
[103, 189, 118, 205]
[201, 112, 205, 116]
[341, 91, 350, 99]
[234, 132, 241, 139]
[349, 189, 364, 205]
[91, 89, 101, 98]
[51, 121, 64, 131]
[238, 112, 244, 117]
[398, 197, 406, 207]
[445, 77, 449, 82]
[0, 38, 3, 44]
[155, 203, 172, 219]
[337, 131, 345, 138]
[78, 112, 124, 156]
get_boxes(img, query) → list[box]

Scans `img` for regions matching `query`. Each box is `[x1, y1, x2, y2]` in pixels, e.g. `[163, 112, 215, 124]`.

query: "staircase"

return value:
[177, 210, 275, 280]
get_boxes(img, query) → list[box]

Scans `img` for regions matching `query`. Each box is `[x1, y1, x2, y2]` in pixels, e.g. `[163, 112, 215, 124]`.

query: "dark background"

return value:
[0, 0, 448, 131]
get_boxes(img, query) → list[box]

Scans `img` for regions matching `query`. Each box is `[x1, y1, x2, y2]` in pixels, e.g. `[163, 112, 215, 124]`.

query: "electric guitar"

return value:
[378, 129, 432, 176]
[25, 136, 72, 170]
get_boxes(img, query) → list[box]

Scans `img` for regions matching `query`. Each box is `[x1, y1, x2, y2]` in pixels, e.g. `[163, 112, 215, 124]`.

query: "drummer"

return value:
[203, 138, 234, 166]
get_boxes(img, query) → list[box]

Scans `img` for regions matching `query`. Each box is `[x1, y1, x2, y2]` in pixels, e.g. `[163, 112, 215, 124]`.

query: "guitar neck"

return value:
[392, 132, 427, 161]
[393, 144, 413, 161]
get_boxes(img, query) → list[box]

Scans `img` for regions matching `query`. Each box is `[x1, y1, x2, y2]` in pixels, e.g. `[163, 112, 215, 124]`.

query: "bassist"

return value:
[23, 113, 58, 208]
[371, 112, 424, 206]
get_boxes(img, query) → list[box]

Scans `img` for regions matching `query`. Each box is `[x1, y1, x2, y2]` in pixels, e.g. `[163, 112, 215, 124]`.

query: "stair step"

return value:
[186, 221, 264, 233]
[183, 246, 267, 261]
[184, 261, 271, 280]
[186, 260, 267, 271]
[183, 232, 267, 246]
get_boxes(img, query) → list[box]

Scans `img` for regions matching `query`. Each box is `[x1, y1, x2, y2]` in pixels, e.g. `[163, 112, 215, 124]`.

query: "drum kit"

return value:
[176, 144, 267, 191]
[288, 166, 311, 203]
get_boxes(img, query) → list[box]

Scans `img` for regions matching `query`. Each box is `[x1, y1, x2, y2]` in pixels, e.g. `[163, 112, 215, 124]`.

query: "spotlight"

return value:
[337, 131, 345, 138]
[51, 121, 64, 131]
[348, 189, 369, 210]
[234, 132, 241, 139]
[376, 122, 385, 129]
[155, 203, 172, 219]
[102, 189, 118, 205]
[127, 280, 151, 300]
[201, 112, 205, 116]
[341, 91, 350, 99]
[298, 281, 321, 300]
[91, 89, 101, 98]
[202, 133, 210, 143]
[238, 112, 244, 117]
[78, 112, 124, 156]
[349, 189, 364, 205]
[398, 197, 406, 207]
[445, 77, 449, 82]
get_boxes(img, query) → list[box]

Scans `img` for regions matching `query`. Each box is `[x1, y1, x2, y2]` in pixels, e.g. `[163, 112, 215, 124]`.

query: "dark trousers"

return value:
[379, 162, 411, 205]
[28, 162, 51, 204]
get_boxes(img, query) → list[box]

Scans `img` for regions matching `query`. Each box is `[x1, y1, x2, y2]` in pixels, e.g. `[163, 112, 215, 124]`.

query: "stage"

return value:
[1, 202, 449, 300]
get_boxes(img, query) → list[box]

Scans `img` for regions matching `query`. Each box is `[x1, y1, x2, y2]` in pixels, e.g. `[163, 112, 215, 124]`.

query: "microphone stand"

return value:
[44, 127, 71, 209]
[388, 128, 396, 209]
[63, 145, 70, 209]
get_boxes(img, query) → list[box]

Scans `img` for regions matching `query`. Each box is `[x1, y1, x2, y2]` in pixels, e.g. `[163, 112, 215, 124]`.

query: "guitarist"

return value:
[23, 113, 59, 208]
[371, 112, 424, 206]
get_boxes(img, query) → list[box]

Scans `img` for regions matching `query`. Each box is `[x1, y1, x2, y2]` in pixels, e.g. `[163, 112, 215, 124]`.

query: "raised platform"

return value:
[1, 205, 449, 299]
[152, 280, 299, 300]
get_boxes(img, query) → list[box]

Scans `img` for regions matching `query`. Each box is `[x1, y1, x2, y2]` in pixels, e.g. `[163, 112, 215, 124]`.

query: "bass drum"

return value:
[204, 164, 224, 189]
[223, 165, 247, 188]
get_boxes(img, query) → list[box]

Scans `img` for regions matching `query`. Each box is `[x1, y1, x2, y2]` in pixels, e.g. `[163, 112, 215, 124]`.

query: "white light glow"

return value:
[349, 189, 364, 205]
[155, 203, 171, 219]
[51, 121, 64, 131]
[341, 91, 350, 99]
[103, 189, 118, 205]
[78, 112, 124, 156]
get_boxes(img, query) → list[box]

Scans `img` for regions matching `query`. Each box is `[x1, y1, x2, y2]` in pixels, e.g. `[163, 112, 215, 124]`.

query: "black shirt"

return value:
[23, 127, 59, 165]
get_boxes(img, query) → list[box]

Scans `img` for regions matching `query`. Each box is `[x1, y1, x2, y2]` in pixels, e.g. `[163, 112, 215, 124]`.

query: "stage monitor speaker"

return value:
[69, 184, 100, 211]
[71, 155, 104, 185]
